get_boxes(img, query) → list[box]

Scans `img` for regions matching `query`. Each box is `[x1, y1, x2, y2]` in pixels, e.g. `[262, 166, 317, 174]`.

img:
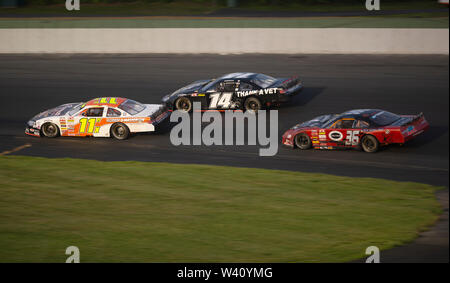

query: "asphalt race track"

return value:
[0, 54, 448, 262]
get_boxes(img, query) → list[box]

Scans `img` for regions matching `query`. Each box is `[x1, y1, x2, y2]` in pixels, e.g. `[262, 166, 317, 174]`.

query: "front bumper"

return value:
[282, 132, 295, 148]
[25, 126, 40, 137]
[150, 107, 171, 126]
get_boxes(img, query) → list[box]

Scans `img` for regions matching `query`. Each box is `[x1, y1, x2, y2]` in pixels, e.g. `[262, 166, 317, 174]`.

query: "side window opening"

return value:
[218, 80, 237, 92]
[239, 82, 254, 91]
[86, 107, 104, 117]
[206, 81, 220, 92]
[354, 120, 369, 129]
[107, 108, 121, 117]
[332, 119, 355, 129]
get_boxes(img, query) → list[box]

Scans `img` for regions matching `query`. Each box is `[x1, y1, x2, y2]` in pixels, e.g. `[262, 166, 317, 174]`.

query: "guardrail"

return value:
[0, 28, 448, 54]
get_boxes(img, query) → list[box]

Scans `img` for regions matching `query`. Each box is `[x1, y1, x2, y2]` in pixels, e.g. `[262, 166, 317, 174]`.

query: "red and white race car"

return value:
[25, 97, 169, 140]
[282, 109, 429, 153]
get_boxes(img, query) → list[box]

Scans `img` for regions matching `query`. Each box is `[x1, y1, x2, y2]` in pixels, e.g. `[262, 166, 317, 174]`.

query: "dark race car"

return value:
[282, 109, 429, 153]
[162, 72, 303, 112]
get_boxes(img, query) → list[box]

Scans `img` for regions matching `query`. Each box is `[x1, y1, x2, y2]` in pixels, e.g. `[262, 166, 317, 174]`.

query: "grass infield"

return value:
[0, 155, 443, 262]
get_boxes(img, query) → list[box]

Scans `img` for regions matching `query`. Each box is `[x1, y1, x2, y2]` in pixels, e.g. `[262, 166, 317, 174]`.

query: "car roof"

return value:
[219, 72, 259, 80]
[339, 109, 382, 119]
[85, 97, 127, 108]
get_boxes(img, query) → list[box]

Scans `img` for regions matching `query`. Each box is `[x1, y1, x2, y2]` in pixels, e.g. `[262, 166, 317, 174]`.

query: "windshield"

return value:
[293, 114, 337, 129]
[369, 111, 400, 126]
[201, 79, 218, 92]
[251, 74, 276, 88]
[67, 103, 85, 116]
[118, 99, 146, 115]
[173, 80, 210, 96]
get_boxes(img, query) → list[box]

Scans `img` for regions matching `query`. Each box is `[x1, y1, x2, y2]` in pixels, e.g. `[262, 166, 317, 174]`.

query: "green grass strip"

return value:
[0, 155, 443, 262]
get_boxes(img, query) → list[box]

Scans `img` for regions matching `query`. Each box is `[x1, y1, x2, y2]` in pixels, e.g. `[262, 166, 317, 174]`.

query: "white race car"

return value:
[25, 97, 170, 140]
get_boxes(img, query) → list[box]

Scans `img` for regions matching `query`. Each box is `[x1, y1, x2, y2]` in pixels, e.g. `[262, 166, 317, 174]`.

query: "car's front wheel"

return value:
[294, 133, 312, 150]
[361, 135, 379, 153]
[111, 123, 130, 140]
[175, 97, 192, 112]
[41, 122, 59, 138]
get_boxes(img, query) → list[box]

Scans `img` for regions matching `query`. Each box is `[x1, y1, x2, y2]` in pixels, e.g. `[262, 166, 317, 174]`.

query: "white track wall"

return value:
[0, 28, 448, 54]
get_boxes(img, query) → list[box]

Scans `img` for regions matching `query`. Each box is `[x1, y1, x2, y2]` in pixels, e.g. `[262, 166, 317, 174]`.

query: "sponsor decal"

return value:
[402, 125, 415, 135]
[236, 88, 278, 98]
[329, 131, 344, 141]
[90, 97, 118, 105]
[60, 118, 67, 130]
[319, 134, 327, 140]
[106, 118, 145, 123]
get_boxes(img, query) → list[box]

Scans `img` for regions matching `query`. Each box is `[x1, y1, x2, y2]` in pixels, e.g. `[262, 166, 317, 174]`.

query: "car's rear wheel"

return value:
[111, 123, 130, 140]
[244, 97, 262, 112]
[175, 97, 192, 112]
[41, 122, 59, 138]
[294, 133, 312, 150]
[361, 135, 379, 153]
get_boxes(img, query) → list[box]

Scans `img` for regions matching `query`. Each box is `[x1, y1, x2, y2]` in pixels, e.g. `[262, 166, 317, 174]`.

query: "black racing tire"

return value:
[41, 122, 59, 138]
[111, 123, 130, 140]
[244, 97, 262, 112]
[361, 135, 379, 153]
[175, 97, 192, 112]
[294, 133, 312, 150]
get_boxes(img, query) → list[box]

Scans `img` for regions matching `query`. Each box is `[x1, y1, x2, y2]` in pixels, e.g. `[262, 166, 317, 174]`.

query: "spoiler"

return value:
[280, 76, 300, 89]
[413, 112, 424, 122]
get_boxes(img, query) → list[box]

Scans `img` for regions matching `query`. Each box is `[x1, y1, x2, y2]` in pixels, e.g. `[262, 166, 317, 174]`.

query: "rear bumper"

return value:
[25, 126, 40, 137]
[402, 123, 430, 143]
[400, 115, 430, 143]
[276, 83, 304, 103]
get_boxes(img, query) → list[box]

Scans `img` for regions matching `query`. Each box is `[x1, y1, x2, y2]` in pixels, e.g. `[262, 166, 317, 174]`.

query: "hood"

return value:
[291, 114, 336, 130]
[30, 103, 80, 121]
[162, 79, 211, 102]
